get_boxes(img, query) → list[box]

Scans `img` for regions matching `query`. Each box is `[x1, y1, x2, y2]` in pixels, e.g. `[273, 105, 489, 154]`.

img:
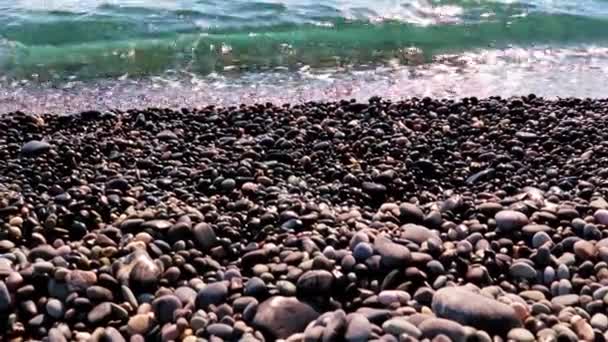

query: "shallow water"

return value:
[2, 0, 608, 112]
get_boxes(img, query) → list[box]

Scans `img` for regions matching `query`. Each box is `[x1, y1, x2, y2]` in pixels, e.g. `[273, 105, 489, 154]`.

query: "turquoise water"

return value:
[2, 0, 608, 111]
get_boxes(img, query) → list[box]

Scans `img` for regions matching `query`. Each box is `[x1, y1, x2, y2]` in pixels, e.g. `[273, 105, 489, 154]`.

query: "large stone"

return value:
[374, 234, 411, 269]
[495, 210, 529, 232]
[432, 287, 521, 334]
[252, 296, 319, 339]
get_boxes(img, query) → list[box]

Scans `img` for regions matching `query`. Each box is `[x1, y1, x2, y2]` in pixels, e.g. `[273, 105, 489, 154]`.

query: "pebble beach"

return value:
[2, 96, 608, 341]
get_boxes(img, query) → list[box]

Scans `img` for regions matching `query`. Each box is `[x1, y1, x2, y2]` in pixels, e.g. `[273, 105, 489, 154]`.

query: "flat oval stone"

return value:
[88, 302, 112, 324]
[432, 287, 521, 334]
[419, 318, 466, 342]
[156, 130, 178, 140]
[510, 262, 537, 279]
[86, 286, 113, 301]
[378, 290, 411, 306]
[507, 328, 535, 342]
[252, 296, 319, 339]
[551, 294, 579, 307]
[382, 317, 422, 338]
[401, 224, 440, 244]
[29, 245, 58, 260]
[362, 182, 387, 197]
[141, 220, 172, 230]
[522, 224, 553, 236]
[21, 140, 51, 155]
[495, 210, 529, 232]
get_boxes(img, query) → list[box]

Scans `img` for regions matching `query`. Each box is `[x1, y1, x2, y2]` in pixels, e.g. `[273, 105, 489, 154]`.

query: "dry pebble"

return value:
[1, 97, 608, 340]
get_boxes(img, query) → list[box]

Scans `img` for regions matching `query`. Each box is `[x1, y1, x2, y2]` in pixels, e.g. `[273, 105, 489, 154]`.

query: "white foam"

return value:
[1, 45, 608, 114]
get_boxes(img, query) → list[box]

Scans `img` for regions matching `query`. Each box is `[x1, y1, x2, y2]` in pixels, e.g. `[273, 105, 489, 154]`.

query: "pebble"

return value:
[510, 262, 537, 280]
[419, 318, 466, 342]
[594, 209, 608, 225]
[495, 210, 529, 232]
[0, 281, 11, 312]
[297, 270, 333, 296]
[21, 140, 51, 155]
[88, 302, 112, 324]
[193, 222, 217, 251]
[152, 295, 182, 323]
[590, 313, 608, 331]
[345, 314, 372, 342]
[378, 290, 411, 306]
[3, 100, 608, 341]
[432, 287, 521, 334]
[252, 296, 319, 339]
[207, 323, 234, 339]
[507, 328, 536, 342]
[127, 314, 153, 335]
[66, 270, 97, 292]
[574, 240, 597, 260]
[401, 224, 440, 244]
[552, 294, 580, 307]
[46, 298, 64, 319]
[196, 282, 228, 307]
[374, 234, 411, 268]
[382, 317, 422, 338]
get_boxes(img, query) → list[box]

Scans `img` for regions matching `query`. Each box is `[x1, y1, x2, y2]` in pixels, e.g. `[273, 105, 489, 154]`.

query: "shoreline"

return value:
[3, 45, 608, 114]
[1, 97, 608, 341]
